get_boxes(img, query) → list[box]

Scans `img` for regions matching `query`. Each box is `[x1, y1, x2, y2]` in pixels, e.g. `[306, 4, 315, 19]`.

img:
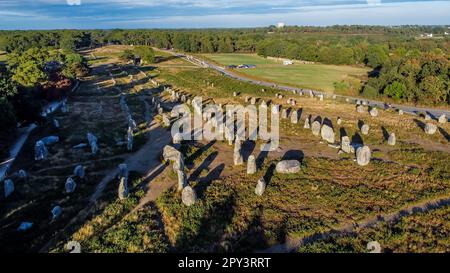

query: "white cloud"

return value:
[66, 0, 81, 5]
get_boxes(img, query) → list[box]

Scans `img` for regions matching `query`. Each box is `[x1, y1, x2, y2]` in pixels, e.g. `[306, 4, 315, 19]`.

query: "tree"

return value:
[134, 46, 155, 64]
[0, 96, 16, 132]
[0, 76, 18, 97]
[366, 45, 389, 68]
[383, 81, 406, 100]
[12, 60, 47, 87]
[63, 53, 89, 79]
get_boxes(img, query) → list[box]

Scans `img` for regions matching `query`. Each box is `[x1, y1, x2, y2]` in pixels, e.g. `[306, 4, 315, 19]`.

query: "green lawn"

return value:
[203, 53, 369, 93]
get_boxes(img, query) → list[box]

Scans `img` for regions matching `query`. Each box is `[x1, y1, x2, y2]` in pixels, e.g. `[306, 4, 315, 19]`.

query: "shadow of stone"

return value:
[438, 127, 450, 142]
[263, 163, 276, 186]
[339, 127, 348, 139]
[184, 140, 216, 166]
[242, 140, 256, 161]
[357, 120, 365, 130]
[200, 163, 225, 184]
[351, 132, 364, 146]
[413, 119, 426, 131]
[256, 150, 269, 169]
[281, 150, 304, 161]
[297, 108, 303, 120]
[231, 205, 270, 252]
[188, 151, 218, 182]
[174, 194, 236, 252]
[313, 116, 322, 124]
[381, 126, 390, 141]
[322, 117, 333, 129]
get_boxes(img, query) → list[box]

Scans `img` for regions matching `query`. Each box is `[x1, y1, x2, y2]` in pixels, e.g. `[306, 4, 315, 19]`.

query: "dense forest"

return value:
[0, 26, 449, 143]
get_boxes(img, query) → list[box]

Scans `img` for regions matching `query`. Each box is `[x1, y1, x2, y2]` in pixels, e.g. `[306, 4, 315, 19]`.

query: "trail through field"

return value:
[258, 194, 450, 253]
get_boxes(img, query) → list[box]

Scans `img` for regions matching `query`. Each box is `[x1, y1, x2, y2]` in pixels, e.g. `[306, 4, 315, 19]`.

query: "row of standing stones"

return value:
[164, 88, 450, 205]
[3, 67, 161, 231]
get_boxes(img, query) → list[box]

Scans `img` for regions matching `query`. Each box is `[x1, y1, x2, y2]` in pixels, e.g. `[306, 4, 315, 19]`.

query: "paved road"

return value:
[165, 49, 450, 121]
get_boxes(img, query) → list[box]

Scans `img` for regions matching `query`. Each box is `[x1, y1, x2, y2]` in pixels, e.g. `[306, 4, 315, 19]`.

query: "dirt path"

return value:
[258, 194, 450, 253]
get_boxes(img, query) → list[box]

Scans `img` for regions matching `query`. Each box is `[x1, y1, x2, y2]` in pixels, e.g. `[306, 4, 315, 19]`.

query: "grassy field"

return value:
[0, 51, 7, 63]
[297, 204, 450, 253]
[202, 53, 369, 93]
[6, 45, 447, 253]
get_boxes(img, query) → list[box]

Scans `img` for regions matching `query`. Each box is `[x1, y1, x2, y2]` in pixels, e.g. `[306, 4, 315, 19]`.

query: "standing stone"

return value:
[53, 119, 60, 129]
[17, 222, 33, 232]
[290, 110, 298, 124]
[65, 177, 76, 193]
[356, 146, 371, 166]
[438, 114, 447, 124]
[356, 105, 365, 113]
[128, 116, 137, 130]
[260, 100, 267, 108]
[233, 140, 244, 166]
[163, 145, 184, 171]
[181, 186, 197, 206]
[281, 109, 288, 119]
[311, 120, 321, 136]
[127, 127, 133, 151]
[320, 124, 335, 144]
[18, 170, 27, 179]
[87, 132, 99, 155]
[276, 160, 301, 174]
[247, 155, 256, 175]
[337, 117, 342, 125]
[74, 165, 85, 178]
[398, 109, 404, 115]
[176, 170, 187, 191]
[388, 133, 396, 146]
[118, 177, 129, 200]
[173, 132, 183, 145]
[424, 123, 437, 135]
[304, 116, 311, 129]
[40, 136, 59, 146]
[245, 96, 249, 103]
[162, 113, 171, 127]
[369, 107, 378, 117]
[61, 101, 69, 113]
[424, 114, 432, 121]
[341, 136, 353, 153]
[250, 97, 256, 105]
[51, 206, 62, 220]
[290, 100, 296, 106]
[34, 141, 49, 161]
[361, 124, 370, 135]
[318, 94, 324, 101]
[271, 105, 279, 114]
[255, 178, 266, 196]
[4, 179, 14, 198]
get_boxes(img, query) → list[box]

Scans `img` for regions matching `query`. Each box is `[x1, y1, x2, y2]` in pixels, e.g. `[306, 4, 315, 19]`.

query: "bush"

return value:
[361, 84, 379, 98]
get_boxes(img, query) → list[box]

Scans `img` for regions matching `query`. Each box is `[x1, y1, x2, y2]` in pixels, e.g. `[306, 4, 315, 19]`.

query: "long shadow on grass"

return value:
[231, 205, 270, 252]
[413, 119, 426, 131]
[381, 126, 390, 141]
[174, 194, 237, 252]
[438, 127, 450, 142]
[188, 151, 218, 182]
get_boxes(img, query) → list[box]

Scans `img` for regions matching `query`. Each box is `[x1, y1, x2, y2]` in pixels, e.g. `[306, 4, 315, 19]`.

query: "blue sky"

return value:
[0, 0, 449, 29]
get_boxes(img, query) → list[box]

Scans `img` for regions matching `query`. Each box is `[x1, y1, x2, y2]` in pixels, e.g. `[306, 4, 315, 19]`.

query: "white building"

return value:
[283, 60, 294, 66]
